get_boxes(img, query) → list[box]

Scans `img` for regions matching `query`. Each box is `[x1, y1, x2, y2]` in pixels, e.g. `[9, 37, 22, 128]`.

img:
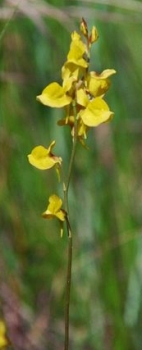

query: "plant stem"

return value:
[64, 233, 72, 350]
[64, 100, 78, 350]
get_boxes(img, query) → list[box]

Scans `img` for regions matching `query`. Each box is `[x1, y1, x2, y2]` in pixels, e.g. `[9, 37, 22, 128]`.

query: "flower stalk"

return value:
[27, 18, 116, 349]
[63, 98, 79, 349]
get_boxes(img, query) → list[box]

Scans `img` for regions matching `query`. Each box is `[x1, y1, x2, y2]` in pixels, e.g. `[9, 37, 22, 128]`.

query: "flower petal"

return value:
[80, 98, 114, 127]
[87, 70, 116, 97]
[67, 32, 88, 68]
[28, 141, 62, 170]
[36, 82, 72, 108]
[87, 75, 110, 97]
[94, 69, 116, 79]
[76, 88, 89, 107]
[48, 194, 63, 214]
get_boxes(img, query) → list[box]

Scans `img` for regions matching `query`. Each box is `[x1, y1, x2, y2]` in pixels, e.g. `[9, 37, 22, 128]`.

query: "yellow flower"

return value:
[42, 195, 66, 236]
[42, 195, 65, 221]
[0, 320, 8, 348]
[66, 31, 88, 69]
[86, 69, 116, 97]
[28, 141, 62, 170]
[62, 64, 78, 92]
[36, 82, 72, 108]
[80, 97, 113, 127]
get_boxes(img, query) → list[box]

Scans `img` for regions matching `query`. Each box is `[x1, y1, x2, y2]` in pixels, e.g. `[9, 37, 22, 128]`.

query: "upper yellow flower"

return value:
[28, 141, 62, 170]
[66, 31, 88, 69]
[61, 31, 89, 87]
[37, 82, 72, 108]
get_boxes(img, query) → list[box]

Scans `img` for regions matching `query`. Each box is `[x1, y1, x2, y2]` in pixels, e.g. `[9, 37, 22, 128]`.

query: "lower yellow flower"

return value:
[42, 195, 65, 237]
[42, 194, 65, 221]
[42, 195, 66, 237]
[28, 141, 62, 170]
[0, 320, 8, 348]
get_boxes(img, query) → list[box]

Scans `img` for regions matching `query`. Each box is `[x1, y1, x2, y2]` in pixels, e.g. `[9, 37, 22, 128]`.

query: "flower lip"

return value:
[80, 97, 114, 127]
[36, 82, 72, 108]
[28, 141, 62, 170]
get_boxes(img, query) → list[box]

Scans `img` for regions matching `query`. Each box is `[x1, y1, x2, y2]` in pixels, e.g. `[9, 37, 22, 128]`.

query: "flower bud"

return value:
[80, 18, 88, 37]
[89, 26, 99, 44]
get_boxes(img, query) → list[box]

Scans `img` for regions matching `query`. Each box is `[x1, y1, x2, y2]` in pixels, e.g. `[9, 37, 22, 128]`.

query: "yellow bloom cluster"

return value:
[37, 18, 116, 142]
[28, 19, 116, 231]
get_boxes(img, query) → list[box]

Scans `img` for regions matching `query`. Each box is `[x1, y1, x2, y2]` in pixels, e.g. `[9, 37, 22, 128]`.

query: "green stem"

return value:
[64, 234, 72, 350]
[64, 101, 78, 213]
[64, 100, 78, 350]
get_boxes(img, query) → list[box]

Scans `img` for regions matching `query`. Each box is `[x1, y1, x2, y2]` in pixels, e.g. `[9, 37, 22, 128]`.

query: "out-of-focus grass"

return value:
[1, 1, 142, 349]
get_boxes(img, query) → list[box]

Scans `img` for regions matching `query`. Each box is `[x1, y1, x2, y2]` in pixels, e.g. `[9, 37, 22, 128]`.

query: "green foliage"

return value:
[1, 1, 142, 349]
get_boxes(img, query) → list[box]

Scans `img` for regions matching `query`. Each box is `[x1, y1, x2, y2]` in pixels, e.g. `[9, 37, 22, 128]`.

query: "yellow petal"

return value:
[92, 69, 116, 80]
[67, 35, 88, 68]
[87, 70, 116, 97]
[36, 82, 72, 108]
[48, 194, 63, 214]
[87, 75, 110, 97]
[55, 210, 65, 221]
[71, 31, 81, 41]
[76, 89, 88, 107]
[80, 98, 114, 127]
[28, 141, 62, 170]
[62, 62, 79, 81]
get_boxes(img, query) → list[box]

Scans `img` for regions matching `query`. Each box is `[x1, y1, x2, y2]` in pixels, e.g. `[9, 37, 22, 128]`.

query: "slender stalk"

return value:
[63, 100, 78, 212]
[64, 234, 72, 350]
[64, 100, 78, 350]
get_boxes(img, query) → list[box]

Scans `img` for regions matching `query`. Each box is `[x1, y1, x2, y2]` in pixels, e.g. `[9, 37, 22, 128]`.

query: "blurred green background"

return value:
[1, 0, 142, 349]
